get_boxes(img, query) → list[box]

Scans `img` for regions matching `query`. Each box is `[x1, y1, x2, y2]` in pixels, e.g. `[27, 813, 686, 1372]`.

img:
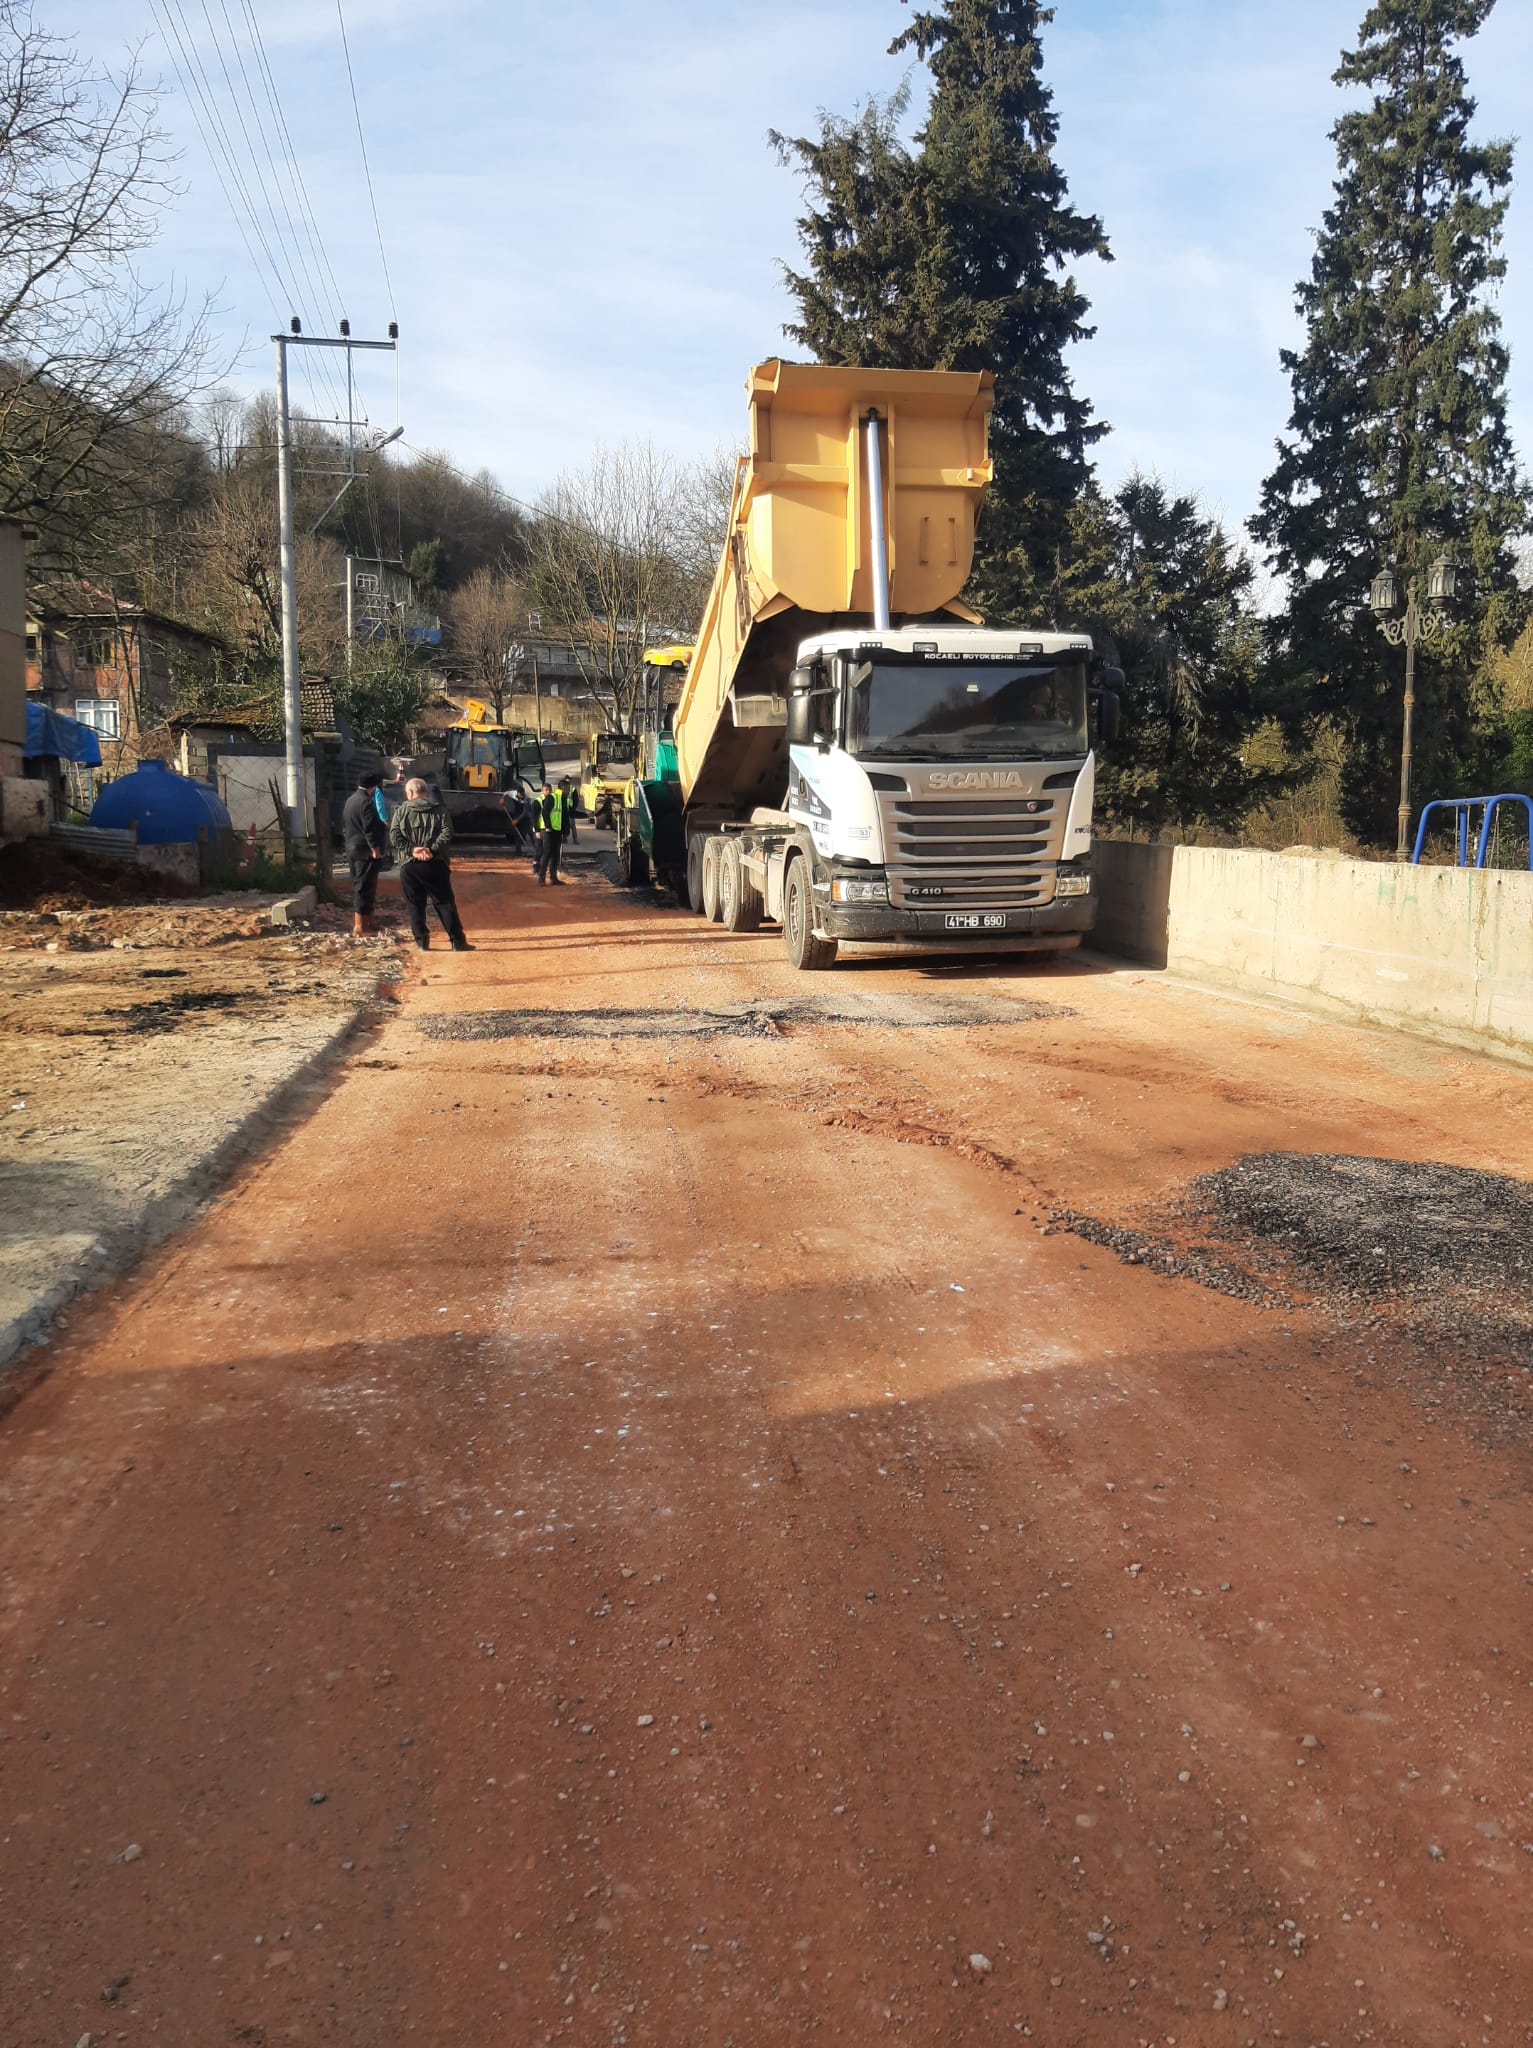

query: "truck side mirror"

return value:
[1096, 690, 1121, 746]
[786, 692, 813, 748]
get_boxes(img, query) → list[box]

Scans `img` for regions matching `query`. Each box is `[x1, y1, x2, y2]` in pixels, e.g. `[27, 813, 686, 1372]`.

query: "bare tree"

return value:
[445, 565, 525, 719]
[530, 440, 714, 734]
[0, 5, 212, 567]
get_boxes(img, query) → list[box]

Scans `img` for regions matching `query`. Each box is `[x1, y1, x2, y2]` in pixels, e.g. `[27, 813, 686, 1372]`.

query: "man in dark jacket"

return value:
[389, 778, 473, 951]
[341, 770, 390, 936]
[533, 778, 565, 886]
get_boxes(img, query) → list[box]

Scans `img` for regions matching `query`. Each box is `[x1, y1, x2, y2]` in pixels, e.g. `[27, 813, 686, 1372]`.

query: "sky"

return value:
[54, 0, 1533, 556]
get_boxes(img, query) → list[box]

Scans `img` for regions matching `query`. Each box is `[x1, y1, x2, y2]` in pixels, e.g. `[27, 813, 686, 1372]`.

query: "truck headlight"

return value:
[1055, 872, 1091, 898]
[830, 876, 889, 904]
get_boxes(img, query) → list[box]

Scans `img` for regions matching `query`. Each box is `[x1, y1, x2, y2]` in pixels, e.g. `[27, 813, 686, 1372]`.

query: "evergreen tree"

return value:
[1071, 478, 1282, 838]
[775, 1, 1110, 617]
[1252, 0, 1527, 846]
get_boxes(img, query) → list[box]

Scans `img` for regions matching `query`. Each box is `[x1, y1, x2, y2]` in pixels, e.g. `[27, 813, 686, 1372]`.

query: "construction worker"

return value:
[560, 776, 579, 847]
[389, 776, 474, 951]
[501, 782, 534, 855]
[534, 778, 565, 886]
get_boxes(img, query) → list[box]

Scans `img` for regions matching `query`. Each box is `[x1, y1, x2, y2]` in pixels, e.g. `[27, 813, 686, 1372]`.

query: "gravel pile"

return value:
[1057, 1152, 1533, 1370]
[1185, 1152, 1533, 1361]
[417, 996, 1071, 1043]
[1045, 1208, 1285, 1308]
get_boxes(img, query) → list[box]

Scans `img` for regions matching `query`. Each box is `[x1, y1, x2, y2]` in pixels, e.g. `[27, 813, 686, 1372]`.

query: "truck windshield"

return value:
[845, 659, 1090, 762]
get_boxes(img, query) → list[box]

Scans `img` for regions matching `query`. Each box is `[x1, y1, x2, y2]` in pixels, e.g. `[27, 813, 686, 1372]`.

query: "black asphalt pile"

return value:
[1185, 1152, 1533, 1359]
[417, 995, 1072, 1043]
[1045, 1209, 1285, 1308]
[1057, 1152, 1533, 1373]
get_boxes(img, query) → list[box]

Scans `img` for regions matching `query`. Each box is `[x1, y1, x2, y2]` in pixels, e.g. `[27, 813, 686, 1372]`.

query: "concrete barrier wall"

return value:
[1091, 840, 1533, 1064]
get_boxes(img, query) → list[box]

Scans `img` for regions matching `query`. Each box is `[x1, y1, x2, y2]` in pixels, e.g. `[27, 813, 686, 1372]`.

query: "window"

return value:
[72, 627, 117, 667]
[526, 610, 541, 631]
[75, 697, 121, 739]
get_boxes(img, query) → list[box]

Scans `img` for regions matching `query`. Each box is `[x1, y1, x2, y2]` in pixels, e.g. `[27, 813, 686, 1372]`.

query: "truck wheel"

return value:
[736, 852, 765, 932]
[783, 856, 837, 971]
[719, 839, 762, 933]
[701, 837, 724, 922]
[686, 836, 706, 915]
[615, 827, 650, 888]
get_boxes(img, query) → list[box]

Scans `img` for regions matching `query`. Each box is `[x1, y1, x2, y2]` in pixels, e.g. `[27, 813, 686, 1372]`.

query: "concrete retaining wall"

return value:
[1092, 840, 1533, 1064]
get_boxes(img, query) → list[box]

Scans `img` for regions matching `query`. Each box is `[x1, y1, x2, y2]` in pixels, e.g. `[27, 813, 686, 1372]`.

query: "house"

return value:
[0, 519, 49, 843]
[346, 556, 440, 652]
[170, 681, 384, 841]
[25, 586, 224, 772]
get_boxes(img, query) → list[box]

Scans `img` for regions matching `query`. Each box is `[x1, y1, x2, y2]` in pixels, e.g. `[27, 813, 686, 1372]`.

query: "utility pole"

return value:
[272, 319, 398, 835]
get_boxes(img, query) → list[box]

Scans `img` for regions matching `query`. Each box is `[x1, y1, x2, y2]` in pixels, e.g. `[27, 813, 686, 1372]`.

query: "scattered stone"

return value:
[968, 1953, 992, 1974]
[636, 1714, 655, 1728]
[308, 1791, 327, 1805]
[1428, 1843, 1446, 1860]
[114, 1843, 143, 1864]
[1212, 1988, 1229, 2011]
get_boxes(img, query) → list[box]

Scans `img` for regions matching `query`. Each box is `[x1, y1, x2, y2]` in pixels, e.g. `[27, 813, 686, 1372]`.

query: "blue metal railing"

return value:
[1411, 793, 1533, 870]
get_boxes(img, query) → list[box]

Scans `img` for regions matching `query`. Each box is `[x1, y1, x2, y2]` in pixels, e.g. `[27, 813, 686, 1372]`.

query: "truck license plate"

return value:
[944, 912, 1007, 930]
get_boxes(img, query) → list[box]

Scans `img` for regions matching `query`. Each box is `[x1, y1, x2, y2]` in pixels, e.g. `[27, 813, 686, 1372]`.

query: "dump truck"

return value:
[624, 359, 1119, 967]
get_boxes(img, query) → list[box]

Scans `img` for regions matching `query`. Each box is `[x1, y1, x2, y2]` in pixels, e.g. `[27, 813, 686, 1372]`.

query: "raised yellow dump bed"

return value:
[673, 360, 993, 813]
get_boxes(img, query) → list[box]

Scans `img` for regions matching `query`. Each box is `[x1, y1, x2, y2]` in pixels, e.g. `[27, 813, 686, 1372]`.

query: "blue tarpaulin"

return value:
[25, 701, 102, 767]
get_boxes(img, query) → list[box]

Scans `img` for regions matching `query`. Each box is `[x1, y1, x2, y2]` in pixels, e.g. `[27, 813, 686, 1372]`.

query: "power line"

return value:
[237, 0, 347, 318]
[151, 0, 294, 315]
[206, 0, 334, 330]
[335, 0, 396, 318]
[191, 0, 350, 421]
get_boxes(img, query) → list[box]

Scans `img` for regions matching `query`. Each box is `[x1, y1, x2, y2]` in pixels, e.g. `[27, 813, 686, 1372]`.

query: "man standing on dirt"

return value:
[341, 770, 390, 937]
[534, 778, 565, 887]
[389, 777, 474, 952]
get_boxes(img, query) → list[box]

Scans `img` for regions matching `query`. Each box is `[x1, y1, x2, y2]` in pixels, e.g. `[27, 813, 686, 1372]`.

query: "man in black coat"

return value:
[389, 778, 474, 952]
[341, 770, 390, 936]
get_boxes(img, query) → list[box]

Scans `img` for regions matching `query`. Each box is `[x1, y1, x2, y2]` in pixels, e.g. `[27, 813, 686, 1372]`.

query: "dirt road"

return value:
[4, 847, 1531, 2047]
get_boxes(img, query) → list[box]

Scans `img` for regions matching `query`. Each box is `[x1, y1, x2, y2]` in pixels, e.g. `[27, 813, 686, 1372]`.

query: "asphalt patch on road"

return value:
[1054, 1151, 1533, 1368]
[417, 995, 1073, 1043]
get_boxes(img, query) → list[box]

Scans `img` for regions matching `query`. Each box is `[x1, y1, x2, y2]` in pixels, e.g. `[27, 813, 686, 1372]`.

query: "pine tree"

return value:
[775, 1, 1110, 617]
[1252, 0, 1528, 846]
[1073, 478, 1280, 838]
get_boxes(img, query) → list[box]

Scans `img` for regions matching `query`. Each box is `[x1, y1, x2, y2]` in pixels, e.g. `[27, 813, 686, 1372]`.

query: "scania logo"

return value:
[926, 769, 1027, 790]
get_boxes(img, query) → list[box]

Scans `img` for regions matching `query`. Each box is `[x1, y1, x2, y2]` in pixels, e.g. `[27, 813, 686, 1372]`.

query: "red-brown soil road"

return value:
[3, 851, 1531, 2047]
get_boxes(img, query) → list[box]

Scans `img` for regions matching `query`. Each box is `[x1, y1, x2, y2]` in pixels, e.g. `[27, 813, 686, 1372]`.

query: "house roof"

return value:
[29, 580, 225, 648]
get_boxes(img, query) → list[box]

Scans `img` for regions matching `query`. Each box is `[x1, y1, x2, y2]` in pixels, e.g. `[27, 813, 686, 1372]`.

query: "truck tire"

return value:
[615, 823, 650, 888]
[701, 836, 724, 922]
[719, 838, 763, 933]
[783, 856, 837, 971]
[686, 836, 706, 915]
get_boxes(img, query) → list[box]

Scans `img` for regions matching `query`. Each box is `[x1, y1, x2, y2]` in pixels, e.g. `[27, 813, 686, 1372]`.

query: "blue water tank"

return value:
[90, 758, 232, 845]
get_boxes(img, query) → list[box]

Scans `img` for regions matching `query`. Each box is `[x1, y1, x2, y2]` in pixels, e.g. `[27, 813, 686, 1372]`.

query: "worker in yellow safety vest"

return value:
[534, 778, 565, 886]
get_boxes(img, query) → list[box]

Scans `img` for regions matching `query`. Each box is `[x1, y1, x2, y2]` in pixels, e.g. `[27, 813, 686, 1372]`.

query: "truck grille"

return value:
[878, 791, 1066, 911]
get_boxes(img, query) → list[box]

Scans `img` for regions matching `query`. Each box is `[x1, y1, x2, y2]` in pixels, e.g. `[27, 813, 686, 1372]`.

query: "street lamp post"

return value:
[1369, 552, 1457, 861]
